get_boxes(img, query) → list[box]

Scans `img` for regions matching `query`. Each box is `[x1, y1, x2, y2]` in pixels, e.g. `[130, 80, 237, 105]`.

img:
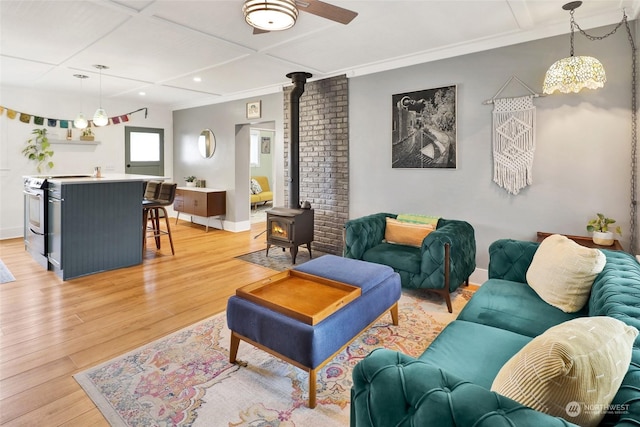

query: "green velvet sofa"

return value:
[343, 213, 476, 312]
[351, 238, 640, 427]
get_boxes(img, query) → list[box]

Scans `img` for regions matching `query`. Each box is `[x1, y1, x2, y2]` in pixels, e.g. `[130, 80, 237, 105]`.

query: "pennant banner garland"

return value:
[0, 106, 147, 128]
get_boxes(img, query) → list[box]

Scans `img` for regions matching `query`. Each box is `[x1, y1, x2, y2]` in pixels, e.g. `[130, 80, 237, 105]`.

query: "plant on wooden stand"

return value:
[80, 128, 95, 141]
[22, 128, 54, 173]
[586, 213, 622, 246]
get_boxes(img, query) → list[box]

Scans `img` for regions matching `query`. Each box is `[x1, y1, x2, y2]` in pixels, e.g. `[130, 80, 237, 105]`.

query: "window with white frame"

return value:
[250, 129, 260, 167]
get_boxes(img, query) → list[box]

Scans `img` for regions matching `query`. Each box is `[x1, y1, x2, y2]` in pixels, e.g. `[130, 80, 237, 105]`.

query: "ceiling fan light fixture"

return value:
[243, 0, 298, 31]
[543, 55, 606, 94]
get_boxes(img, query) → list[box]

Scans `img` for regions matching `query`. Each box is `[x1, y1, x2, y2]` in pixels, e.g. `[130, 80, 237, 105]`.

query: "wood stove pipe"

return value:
[286, 71, 312, 209]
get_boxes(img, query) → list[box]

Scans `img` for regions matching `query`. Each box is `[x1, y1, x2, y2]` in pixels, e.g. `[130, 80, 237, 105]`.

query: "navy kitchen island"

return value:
[27, 174, 161, 280]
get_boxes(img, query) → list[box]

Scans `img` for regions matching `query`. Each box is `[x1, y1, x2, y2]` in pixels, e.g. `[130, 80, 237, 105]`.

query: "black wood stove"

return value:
[266, 207, 314, 264]
[265, 71, 315, 264]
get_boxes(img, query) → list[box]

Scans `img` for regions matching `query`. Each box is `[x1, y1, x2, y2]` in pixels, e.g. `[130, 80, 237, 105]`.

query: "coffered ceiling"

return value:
[1, 0, 638, 110]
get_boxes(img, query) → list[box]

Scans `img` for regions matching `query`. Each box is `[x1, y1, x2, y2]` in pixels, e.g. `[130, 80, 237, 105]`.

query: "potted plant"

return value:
[185, 176, 197, 187]
[80, 128, 94, 141]
[586, 213, 622, 246]
[22, 128, 54, 173]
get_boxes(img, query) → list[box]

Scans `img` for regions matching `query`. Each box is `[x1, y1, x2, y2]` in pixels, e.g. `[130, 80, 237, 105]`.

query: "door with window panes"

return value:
[125, 126, 164, 176]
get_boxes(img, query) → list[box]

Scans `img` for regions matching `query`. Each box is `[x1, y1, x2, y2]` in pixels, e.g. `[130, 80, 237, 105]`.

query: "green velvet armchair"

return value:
[343, 212, 476, 312]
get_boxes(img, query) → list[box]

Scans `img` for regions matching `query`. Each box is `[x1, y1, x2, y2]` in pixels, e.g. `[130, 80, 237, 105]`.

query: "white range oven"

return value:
[23, 176, 48, 268]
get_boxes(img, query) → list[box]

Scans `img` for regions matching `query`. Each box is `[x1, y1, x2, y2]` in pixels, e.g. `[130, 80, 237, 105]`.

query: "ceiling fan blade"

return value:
[295, 0, 358, 25]
[253, 27, 270, 35]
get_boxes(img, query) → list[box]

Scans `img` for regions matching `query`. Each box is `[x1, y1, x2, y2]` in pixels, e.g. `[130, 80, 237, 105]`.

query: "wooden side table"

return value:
[536, 232, 624, 251]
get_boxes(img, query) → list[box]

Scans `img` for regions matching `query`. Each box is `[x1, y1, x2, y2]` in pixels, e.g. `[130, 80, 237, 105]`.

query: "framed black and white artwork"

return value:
[391, 85, 457, 169]
[261, 136, 271, 154]
[246, 100, 261, 119]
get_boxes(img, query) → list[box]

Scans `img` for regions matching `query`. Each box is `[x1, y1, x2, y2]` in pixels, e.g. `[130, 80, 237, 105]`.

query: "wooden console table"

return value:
[536, 231, 624, 251]
[174, 187, 226, 232]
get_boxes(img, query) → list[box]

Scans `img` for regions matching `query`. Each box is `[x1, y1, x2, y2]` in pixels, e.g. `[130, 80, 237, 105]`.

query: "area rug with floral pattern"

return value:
[74, 287, 474, 426]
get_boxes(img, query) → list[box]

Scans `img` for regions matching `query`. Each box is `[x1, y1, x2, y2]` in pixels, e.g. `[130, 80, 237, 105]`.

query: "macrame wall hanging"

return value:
[484, 76, 543, 195]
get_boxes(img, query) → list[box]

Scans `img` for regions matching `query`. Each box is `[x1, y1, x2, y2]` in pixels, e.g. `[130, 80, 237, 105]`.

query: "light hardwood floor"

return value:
[0, 220, 279, 426]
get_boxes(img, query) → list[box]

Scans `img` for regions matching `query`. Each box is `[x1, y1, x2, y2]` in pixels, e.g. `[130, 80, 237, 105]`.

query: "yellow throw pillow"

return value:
[384, 217, 434, 247]
[491, 316, 637, 427]
[526, 234, 606, 313]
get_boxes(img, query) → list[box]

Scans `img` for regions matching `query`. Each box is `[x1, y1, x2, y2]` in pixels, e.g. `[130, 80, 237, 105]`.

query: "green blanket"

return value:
[396, 213, 440, 226]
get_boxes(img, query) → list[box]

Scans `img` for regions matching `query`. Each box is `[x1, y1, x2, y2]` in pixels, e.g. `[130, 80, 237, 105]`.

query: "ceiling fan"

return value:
[243, 0, 358, 34]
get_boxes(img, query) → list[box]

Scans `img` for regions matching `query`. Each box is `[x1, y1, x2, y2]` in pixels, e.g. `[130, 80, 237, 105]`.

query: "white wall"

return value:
[349, 22, 638, 271]
[0, 86, 174, 239]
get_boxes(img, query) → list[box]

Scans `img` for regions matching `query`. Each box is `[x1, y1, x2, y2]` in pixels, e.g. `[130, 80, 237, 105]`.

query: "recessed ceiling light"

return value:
[139, 91, 146, 96]
[193, 77, 202, 83]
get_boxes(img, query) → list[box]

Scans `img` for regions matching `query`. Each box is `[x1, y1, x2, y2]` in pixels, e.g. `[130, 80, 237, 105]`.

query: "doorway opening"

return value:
[250, 125, 275, 224]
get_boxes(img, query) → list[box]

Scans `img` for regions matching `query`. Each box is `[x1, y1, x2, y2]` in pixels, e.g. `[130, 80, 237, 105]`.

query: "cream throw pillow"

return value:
[384, 217, 434, 247]
[526, 234, 606, 313]
[250, 178, 262, 194]
[492, 316, 637, 427]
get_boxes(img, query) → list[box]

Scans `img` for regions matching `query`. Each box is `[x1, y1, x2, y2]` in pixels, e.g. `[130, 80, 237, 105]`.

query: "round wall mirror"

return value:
[198, 129, 216, 158]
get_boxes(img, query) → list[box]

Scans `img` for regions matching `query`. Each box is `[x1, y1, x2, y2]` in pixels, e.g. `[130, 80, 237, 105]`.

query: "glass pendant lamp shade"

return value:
[543, 55, 606, 94]
[73, 74, 89, 129]
[93, 108, 108, 127]
[243, 0, 298, 31]
[93, 64, 109, 127]
[543, 2, 608, 95]
[74, 112, 88, 129]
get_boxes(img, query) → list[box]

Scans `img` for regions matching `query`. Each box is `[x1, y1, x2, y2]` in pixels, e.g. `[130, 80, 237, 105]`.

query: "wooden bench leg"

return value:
[308, 368, 317, 408]
[390, 302, 399, 326]
[229, 332, 240, 364]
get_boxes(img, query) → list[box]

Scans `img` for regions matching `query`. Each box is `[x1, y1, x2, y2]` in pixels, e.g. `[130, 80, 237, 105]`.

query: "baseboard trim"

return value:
[470, 267, 488, 287]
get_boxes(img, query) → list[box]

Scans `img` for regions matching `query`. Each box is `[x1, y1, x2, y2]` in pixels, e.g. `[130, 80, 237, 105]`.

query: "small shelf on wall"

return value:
[49, 139, 100, 145]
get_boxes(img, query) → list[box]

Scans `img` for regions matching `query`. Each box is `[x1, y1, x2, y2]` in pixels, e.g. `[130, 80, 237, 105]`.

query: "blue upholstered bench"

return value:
[226, 255, 401, 408]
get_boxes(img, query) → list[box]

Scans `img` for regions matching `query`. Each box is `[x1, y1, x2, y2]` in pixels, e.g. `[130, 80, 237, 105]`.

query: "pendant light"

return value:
[73, 74, 89, 129]
[93, 64, 109, 127]
[243, 0, 298, 31]
[542, 2, 606, 94]
[541, 2, 638, 252]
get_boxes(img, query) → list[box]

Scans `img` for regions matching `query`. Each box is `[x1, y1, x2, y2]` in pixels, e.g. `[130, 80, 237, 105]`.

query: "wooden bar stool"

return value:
[143, 180, 162, 202]
[143, 182, 177, 255]
[143, 181, 162, 250]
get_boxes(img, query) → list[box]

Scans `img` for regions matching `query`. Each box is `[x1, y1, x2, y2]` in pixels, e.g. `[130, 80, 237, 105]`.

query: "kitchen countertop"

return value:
[44, 173, 169, 184]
